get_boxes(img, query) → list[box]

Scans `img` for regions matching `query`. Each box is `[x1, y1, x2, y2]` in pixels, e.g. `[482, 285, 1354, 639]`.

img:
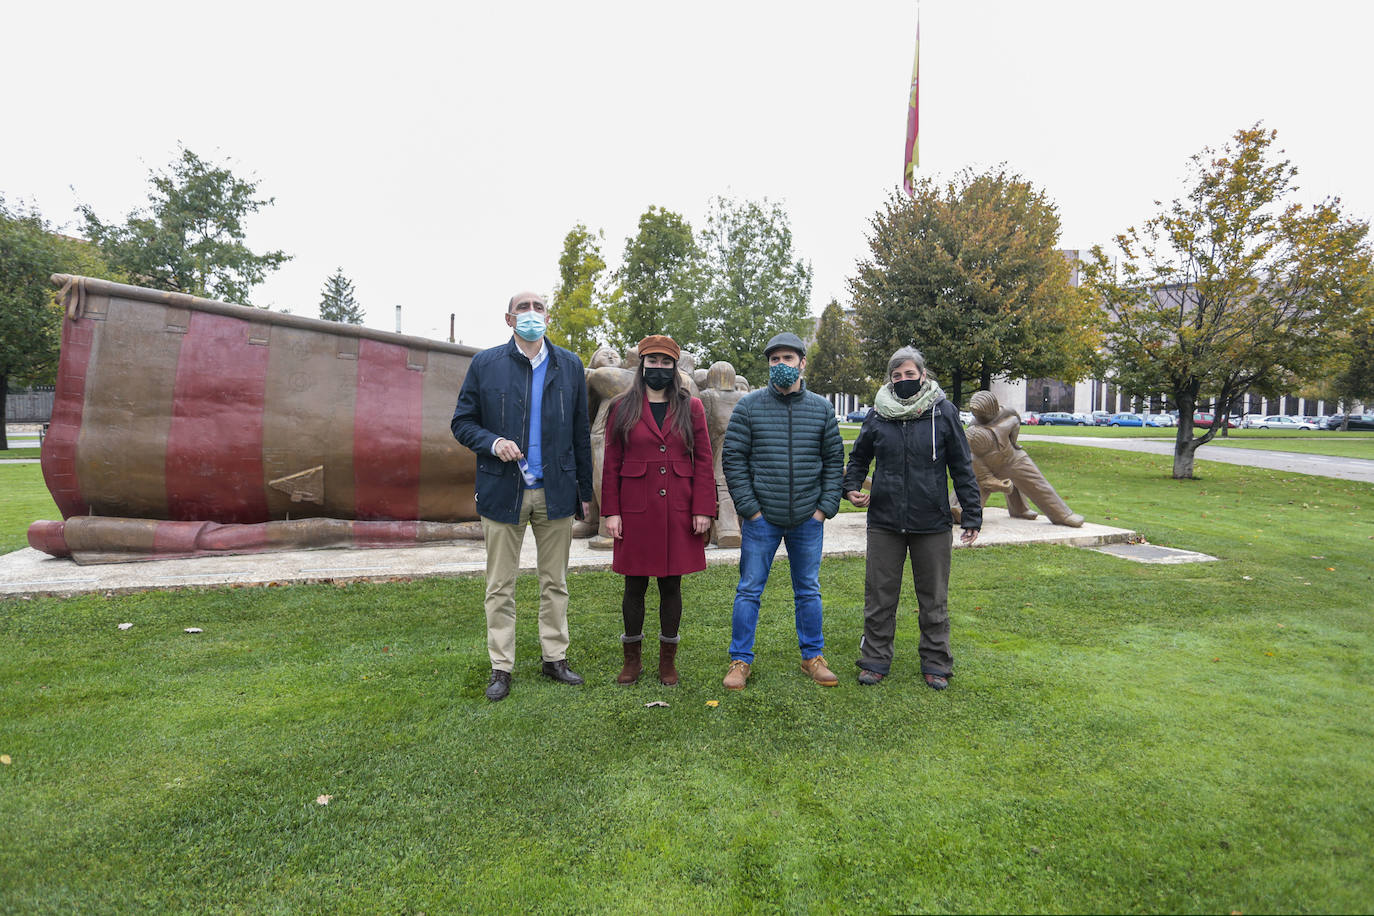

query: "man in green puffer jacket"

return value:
[720, 332, 846, 690]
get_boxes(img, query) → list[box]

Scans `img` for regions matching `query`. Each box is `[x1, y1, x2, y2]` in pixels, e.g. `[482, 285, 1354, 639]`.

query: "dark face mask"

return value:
[644, 367, 675, 391]
[892, 378, 923, 399]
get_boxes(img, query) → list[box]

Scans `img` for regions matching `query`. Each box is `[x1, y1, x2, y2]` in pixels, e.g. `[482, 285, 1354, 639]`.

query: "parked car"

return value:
[845, 408, 870, 422]
[1239, 413, 1264, 429]
[1091, 410, 1112, 426]
[1192, 412, 1238, 429]
[958, 410, 973, 426]
[1037, 411, 1089, 426]
[1257, 415, 1316, 430]
[1072, 412, 1096, 426]
[1146, 413, 1175, 427]
[1022, 412, 1040, 425]
[1322, 413, 1374, 431]
[1108, 412, 1144, 427]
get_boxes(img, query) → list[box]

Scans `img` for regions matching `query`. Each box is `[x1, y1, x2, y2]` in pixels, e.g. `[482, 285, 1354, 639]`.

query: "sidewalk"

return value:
[0, 509, 1134, 597]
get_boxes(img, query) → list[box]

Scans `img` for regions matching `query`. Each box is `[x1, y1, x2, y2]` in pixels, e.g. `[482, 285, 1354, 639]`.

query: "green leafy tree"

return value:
[318, 268, 365, 324]
[1302, 278, 1374, 426]
[549, 224, 611, 360]
[699, 196, 813, 386]
[80, 147, 290, 306]
[609, 206, 705, 355]
[850, 168, 1097, 406]
[806, 300, 870, 397]
[0, 198, 117, 449]
[1082, 125, 1371, 478]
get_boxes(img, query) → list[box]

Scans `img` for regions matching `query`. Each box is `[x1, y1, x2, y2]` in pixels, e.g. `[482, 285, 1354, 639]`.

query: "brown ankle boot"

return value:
[617, 634, 643, 685]
[658, 635, 680, 686]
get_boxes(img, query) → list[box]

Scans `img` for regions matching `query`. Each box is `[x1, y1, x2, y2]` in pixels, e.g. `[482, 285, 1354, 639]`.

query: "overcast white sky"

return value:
[5, 0, 1371, 349]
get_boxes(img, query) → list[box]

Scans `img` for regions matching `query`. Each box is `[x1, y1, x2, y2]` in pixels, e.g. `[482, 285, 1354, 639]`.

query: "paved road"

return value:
[1020, 435, 1374, 484]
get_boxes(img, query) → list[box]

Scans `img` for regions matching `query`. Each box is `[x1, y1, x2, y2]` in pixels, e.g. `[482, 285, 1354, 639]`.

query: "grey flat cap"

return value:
[763, 331, 806, 357]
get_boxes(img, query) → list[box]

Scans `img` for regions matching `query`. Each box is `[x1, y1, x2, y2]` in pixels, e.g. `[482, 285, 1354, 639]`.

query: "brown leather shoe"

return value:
[658, 635, 680, 686]
[800, 654, 839, 686]
[617, 635, 643, 686]
[541, 659, 584, 685]
[723, 659, 750, 690]
[485, 669, 512, 701]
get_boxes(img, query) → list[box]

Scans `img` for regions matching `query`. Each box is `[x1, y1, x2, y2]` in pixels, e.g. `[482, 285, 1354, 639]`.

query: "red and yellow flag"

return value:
[902, 18, 920, 195]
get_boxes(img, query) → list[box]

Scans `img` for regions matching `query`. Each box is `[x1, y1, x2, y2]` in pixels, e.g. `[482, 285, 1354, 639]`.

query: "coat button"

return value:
[659, 488, 666, 497]
[659, 445, 666, 452]
[659, 466, 667, 474]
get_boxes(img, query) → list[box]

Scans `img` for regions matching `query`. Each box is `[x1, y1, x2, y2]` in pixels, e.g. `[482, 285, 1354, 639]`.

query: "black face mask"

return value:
[644, 367, 675, 391]
[892, 378, 923, 399]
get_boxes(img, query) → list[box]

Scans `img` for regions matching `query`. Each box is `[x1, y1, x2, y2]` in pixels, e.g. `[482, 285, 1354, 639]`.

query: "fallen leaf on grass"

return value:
[0, 755, 11, 765]
[316, 794, 333, 805]
[1326, 567, 1335, 572]
[644, 701, 670, 708]
[184, 627, 203, 634]
[705, 700, 719, 708]
[1264, 652, 1275, 657]
[1241, 576, 1252, 581]
[1310, 555, 1325, 559]
[118, 622, 133, 630]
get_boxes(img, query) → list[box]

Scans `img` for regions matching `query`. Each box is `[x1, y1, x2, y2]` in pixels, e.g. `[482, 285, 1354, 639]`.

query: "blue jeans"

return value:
[729, 514, 825, 664]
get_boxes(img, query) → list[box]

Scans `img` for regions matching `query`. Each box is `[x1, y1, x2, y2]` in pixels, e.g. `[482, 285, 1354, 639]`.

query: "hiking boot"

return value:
[800, 655, 839, 687]
[723, 659, 750, 690]
[857, 668, 886, 686]
[923, 673, 949, 691]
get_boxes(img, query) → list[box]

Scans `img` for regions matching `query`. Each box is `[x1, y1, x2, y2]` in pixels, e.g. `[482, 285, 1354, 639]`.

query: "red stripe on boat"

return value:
[165, 312, 271, 523]
[353, 339, 423, 521]
[41, 318, 95, 519]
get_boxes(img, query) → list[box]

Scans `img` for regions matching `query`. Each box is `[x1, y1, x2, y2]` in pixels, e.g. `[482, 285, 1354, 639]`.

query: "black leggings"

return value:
[622, 575, 682, 639]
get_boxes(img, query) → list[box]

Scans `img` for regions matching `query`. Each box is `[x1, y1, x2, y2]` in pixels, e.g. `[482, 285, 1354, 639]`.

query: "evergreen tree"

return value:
[319, 268, 365, 324]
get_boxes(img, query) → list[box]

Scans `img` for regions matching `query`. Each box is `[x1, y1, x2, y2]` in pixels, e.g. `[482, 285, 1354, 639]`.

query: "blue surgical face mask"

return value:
[514, 311, 546, 342]
[769, 362, 800, 389]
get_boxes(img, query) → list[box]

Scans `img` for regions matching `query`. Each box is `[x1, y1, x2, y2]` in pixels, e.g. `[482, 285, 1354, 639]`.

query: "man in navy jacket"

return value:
[452, 291, 594, 701]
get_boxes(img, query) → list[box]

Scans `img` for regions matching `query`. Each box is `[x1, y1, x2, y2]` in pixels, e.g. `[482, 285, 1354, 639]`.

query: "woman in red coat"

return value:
[602, 335, 715, 686]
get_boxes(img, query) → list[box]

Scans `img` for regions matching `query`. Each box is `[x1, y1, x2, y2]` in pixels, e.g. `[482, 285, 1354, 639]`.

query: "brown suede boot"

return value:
[658, 635, 680, 686]
[617, 634, 643, 685]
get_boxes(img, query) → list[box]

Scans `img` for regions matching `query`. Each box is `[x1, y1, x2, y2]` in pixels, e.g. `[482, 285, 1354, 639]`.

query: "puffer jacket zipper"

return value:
[787, 396, 795, 526]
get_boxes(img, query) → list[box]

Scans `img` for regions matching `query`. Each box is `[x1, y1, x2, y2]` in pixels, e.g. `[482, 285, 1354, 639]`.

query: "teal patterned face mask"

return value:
[769, 363, 800, 388]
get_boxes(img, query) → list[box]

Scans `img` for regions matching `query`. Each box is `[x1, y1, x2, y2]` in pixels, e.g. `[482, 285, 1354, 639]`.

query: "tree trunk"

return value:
[950, 369, 963, 408]
[979, 365, 993, 392]
[1173, 392, 1198, 479]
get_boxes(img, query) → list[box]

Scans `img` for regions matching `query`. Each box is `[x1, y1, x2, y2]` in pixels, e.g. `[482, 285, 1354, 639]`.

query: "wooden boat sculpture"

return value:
[29, 275, 485, 563]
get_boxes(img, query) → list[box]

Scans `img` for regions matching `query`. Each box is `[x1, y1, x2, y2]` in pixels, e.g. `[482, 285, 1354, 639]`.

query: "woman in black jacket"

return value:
[842, 346, 982, 689]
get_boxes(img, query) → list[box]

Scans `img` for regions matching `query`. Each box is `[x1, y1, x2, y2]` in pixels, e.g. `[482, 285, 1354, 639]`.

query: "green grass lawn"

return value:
[2, 447, 1372, 912]
[0, 447, 42, 459]
[0, 463, 58, 554]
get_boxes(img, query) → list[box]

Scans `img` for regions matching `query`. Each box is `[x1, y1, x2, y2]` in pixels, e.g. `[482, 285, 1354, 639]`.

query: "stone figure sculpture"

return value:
[581, 346, 636, 543]
[951, 390, 1084, 527]
[697, 360, 746, 546]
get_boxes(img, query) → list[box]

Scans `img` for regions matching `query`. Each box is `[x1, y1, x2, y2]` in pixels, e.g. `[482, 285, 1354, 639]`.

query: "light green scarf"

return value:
[874, 378, 945, 420]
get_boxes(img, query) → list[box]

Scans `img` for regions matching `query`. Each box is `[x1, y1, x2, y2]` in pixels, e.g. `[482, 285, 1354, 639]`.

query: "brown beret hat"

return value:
[636, 334, 680, 361]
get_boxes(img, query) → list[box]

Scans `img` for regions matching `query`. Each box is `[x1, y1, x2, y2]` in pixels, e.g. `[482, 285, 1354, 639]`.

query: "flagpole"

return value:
[902, 2, 920, 195]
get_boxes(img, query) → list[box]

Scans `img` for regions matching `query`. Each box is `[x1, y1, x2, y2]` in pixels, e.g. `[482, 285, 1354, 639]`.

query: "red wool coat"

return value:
[602, 395, 716, 577]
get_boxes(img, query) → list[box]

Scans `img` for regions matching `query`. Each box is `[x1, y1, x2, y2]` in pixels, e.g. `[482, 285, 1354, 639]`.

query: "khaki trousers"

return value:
[480, 487, 573, 672]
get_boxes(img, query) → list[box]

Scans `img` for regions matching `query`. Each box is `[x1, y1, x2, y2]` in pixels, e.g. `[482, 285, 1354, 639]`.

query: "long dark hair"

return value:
[608, 360, 694, 451]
